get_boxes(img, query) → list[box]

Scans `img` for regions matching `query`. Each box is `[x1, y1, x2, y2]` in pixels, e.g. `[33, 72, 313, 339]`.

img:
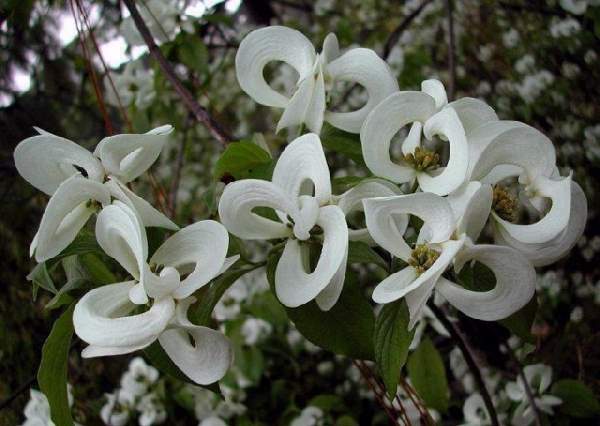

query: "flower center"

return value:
[492, 185, 518, 222]
[403, 147, 440, 172]
[408, 244, 441, 275]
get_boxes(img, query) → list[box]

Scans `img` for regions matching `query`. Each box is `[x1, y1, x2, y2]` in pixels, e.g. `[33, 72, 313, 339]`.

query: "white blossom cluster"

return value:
[100, 357, 166, 426]
[13, 24, 588, 423]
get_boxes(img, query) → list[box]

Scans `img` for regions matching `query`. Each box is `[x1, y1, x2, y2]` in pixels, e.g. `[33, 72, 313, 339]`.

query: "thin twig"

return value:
[398, 377, 434, 425]
[429, 303, 500, 426]
[445, 0, 456, 101]
[382, 0, 434, 60]
[353, 360, 400, 425]
[69, 0, 113, 134]
[503, 344, 543, 426]
[122, 0, 232, 146]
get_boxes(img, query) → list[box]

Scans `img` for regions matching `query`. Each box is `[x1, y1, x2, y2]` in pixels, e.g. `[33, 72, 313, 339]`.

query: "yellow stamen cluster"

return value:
[403, 147, 440, 171]
[408, 244, 441, 275]
[492, 185, 518, 222]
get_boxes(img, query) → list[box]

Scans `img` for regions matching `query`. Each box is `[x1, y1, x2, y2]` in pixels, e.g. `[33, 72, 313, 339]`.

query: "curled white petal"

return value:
[94, 125, 173, 183]
[96, 201, 148, 282]
[235, 26, 316, 108]
[277, 73, 316, 132]
[272, 133, 332, 205]
[159, 299, 233, 385]
[326, 48, 399, 133]
[14, 132, 104, 195]
[34, 175, 111, 262]
[74, 281, 174, 355]
[470, 124, 556, 183]
[447, 182, 492, 241]
[361, 91, 436, 183]
[372, 266, 419, 304]
[275, 205, 348, 308]
[315, 240, 348, 311]
[442, 244, 536, 320]
[495, 181, 587, 266]
[151, 220, 230, 299]
[335, 179, 403, 244]
[106, 178, 178, 230]
[447, 97, 498, 135]
[418, 107, 469, 196]
[494, 174, 572, 244]
[218, 179, 296, 240]
[364, 193, 455, 261]
[421, 79, 448, 109]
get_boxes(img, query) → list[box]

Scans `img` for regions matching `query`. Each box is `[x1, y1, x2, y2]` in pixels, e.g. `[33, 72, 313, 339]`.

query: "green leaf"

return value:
[27, 262, 57, 297]
[79, 253, 116, 285]
[336, 416, 359, 426]
[320, 124, 365, 165]
[552, 379, 600, 418]
[144, 342, 220, 393]
[213, 140, 274, 181]
[188, 266, 257, 327]
[37, 303, 75, 426]
[347, 241, 388, 272]
[374, 300, 414, 397]
[267, 255, 375, 360]
[177, 34, 208, 74]
[309, 394, 346, 412]
[407, 338, 449, 412]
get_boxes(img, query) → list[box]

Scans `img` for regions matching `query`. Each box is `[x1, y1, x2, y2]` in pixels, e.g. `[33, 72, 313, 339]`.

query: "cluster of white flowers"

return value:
[14, 23, 588, 423]
[14, 125, 235, 386]
[100, 357, 166, 426]
[21, 387, 77, 426]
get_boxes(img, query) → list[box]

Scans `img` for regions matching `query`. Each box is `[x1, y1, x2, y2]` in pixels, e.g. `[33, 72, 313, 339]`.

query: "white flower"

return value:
[290, 406, 324, 426]
[460, 393, 493, 426]
[22, 389, 54, 426]
[199, 417, 228, 426]
[240, 317, 273, 345]
[559, 0, 589, 15]
[409, 305, 449, 350]
[220, 134, 393, 310]
[506, 364, 562, 426]
[101, 391, 134, 426]
[136, 393, 167, 426]
[105, 61, 155, 109]
[235, 26, 398, 134]
[364, 189, 536, 328]
[120, 357, 160, 397]
[361, 79, 497, 195]
[467, 120, 586, 266]
[13, 125, 177, 262]
[73, 202, 234, 385]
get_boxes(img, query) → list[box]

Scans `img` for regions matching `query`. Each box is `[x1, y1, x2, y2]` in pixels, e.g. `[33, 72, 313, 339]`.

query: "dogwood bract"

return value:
[73, 202, 234, 385]
[235, 26, 398, 134]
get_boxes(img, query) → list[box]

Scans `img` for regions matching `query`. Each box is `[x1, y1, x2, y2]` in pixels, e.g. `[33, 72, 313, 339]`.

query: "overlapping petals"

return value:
[15, 125, 176, 262]
[364, 192, 537, 327]
[235, 26, 398, 134]
[74, 202, 234, 385]
[219, 134, 350, 310]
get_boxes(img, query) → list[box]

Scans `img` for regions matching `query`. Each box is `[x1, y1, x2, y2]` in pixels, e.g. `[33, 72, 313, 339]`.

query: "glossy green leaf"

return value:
[347, 240, 388, 272]
[407, 338, 449, 412]
[374, 300, 414, 397]
[37, 303, 75, 426]
[213, 140, 274, 181]
[552, 379, 600, 418]
[321, 124, 365, 165]
[267, 255, 375, 360]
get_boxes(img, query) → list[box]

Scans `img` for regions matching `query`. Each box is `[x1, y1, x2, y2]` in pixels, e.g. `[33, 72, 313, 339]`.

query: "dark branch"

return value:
[429, 303, 500, 426]
[122, 0, 232, 145]
[382, 0, 434, 60]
